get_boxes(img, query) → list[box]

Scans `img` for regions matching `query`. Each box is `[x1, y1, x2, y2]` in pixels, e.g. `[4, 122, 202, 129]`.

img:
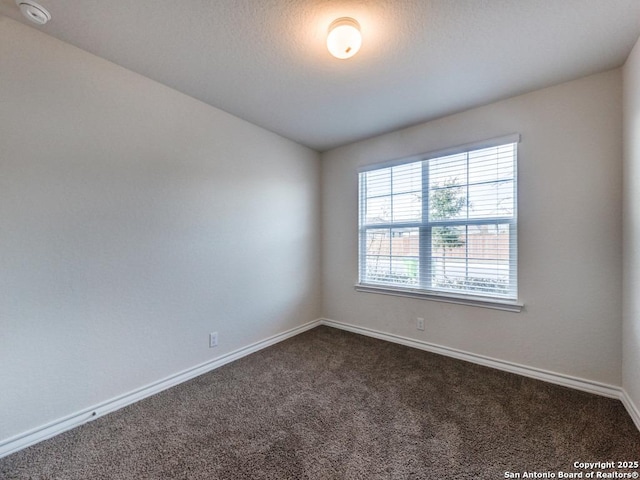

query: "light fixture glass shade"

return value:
[327, 18, 361, 59]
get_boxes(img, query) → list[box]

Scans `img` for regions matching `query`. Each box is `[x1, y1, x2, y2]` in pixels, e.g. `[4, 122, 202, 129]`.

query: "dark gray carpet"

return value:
[1, 326, 639, 479]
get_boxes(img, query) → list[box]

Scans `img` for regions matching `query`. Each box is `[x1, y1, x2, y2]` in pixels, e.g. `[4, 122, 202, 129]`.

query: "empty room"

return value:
[1, 0, 640, 478]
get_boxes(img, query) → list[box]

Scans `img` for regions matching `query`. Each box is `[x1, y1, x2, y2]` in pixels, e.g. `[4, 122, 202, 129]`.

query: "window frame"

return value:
[355, 134, 523, 312]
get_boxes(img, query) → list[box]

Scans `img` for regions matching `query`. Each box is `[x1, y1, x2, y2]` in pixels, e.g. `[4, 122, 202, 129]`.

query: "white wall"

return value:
[322, 70, 623, 386]
[0, 16, 321, 442]
[623, 36, 640, 416]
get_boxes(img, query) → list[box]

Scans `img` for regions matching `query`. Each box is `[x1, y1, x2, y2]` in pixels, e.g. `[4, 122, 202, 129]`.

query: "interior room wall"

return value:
[623, 35, 640, 419]
[321, 69, 623, 387]
[0, 16, 321, 443]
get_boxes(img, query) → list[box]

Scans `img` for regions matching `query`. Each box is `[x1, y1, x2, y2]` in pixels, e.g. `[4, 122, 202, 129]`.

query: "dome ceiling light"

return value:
[327, 17, 362, 60]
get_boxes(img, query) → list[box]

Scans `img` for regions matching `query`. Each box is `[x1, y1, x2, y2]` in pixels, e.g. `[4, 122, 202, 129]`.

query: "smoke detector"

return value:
[16, 0, 51, 25]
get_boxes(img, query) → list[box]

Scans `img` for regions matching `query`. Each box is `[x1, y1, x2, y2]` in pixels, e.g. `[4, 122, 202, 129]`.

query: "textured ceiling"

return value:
[1, 0, 639, 151]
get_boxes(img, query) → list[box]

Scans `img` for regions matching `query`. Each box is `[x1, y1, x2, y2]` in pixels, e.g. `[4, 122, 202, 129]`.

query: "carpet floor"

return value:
[1, 326, 639, 479]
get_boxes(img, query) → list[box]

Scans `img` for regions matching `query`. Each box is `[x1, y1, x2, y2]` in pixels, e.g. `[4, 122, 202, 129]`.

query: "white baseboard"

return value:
[0, 319, 322, 459]
[620, 389, 640, 432]
[3, 317, 637, 459]
[320, 318, 623, 399]
[321, 319, 640, 431]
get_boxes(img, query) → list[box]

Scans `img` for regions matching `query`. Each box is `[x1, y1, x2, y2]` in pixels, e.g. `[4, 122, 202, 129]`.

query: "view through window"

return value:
[358, 137, 518, 300]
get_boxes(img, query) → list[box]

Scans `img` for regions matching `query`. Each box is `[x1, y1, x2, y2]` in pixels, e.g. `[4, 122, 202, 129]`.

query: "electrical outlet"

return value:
[416, 317, 425, 331]
[209, 332, 218, 348]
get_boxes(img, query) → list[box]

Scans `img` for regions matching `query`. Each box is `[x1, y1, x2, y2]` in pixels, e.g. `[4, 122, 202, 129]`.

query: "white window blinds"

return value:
[358, 135, 519, 301]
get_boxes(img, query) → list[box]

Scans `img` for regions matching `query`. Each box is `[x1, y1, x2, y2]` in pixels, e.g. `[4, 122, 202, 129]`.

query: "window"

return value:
[357, 134, 520, 310]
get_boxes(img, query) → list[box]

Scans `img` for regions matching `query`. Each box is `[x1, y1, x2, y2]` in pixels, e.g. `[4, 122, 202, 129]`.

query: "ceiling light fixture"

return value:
[327, 17, 361, 59]
[15, 0, 51, 25]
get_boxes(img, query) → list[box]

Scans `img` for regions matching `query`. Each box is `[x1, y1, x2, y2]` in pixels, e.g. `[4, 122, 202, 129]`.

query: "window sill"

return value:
[354, 284, 523, 312]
